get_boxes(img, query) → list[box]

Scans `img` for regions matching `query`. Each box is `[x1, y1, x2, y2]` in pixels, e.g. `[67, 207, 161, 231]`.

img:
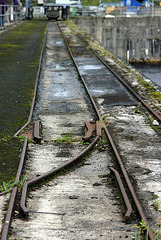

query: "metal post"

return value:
[25, 0, 28, 18]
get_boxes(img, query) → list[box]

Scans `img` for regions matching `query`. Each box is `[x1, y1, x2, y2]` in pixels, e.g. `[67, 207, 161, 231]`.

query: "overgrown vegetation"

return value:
[55, 133, 91, 145]
[56, 135, 76, 143]
[0, 171, 29, 193]
[0, 180, 15, 192]
[18, 171, 29, 189]
[132, 219, 160, 240]
[149, 193, 161, 212]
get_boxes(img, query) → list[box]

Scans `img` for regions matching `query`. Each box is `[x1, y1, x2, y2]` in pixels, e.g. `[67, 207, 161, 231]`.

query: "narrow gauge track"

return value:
[1, 21, 161, 240]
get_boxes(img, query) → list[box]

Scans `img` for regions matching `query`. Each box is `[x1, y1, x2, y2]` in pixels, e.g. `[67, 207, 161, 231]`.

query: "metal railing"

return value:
[0, 4, 25, 27]
[1, 4, 160, 25]
[70, 5, 161, 17]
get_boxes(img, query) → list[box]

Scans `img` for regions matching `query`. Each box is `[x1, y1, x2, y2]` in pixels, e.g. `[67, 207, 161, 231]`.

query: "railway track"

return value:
[1, 21, 161, 240]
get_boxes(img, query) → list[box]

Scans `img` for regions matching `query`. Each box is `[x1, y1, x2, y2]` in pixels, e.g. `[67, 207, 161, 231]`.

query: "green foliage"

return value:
[82, 0, 100, 6]
[152, 199, 160, 211]
[0, 171, 29, 192]
[0, 180, 15, 192]
[134, 219, 149, 239]
[15, 136, 34, 143]
[78, 140, 90, 145]
[132, 219, 160, 240]
[133, 231, 141, 240]
[154, 233, 160, 240]
[138, 77, 150, 87]
[152, 91, 161, 98]
[81, 0, 121, 6]
[0, 134, 12, 142]
[56, 133, 76, 144]
[56, 136, 73, 143]
[18, 171, 29, 189]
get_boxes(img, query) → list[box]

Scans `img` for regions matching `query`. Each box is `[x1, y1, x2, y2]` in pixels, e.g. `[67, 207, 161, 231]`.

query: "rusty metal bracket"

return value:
[82, 121, 101, 141]
[109, 167, 133, 222]
[34, 120, 42, 143]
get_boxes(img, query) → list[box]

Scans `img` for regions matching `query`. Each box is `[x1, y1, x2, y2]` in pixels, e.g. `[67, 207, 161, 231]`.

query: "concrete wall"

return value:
[72, 17, 161, 62]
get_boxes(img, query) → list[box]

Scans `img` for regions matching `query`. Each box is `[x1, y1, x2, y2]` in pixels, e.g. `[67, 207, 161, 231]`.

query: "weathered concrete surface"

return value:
[0, 194, 10, 231]
[72, 17, 161, 62]
[62, 22, 161, 237]
[10, 146, 136, 240]
[33, 23, 93, 140]
[103, 106, 161, 233]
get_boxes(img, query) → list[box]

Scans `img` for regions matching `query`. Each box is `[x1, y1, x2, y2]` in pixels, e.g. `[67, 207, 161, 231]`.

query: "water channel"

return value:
[132, 63, 161, 89]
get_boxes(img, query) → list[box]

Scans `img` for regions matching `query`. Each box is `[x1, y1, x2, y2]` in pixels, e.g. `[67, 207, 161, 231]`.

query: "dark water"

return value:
[132, 63, 161, 87]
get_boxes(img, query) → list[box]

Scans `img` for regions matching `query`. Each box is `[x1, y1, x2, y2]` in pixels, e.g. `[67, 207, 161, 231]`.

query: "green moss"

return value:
[55, 133, 79, 144]
[138, 77, 150, 87]
[0, 19, 48, 184]
[152, 91, 161, 98]
[0, 43, 22, 48]
[0, 137, 23, 185]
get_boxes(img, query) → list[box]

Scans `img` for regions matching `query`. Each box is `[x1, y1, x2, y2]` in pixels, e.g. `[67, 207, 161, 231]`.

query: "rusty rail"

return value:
[20, 136, 99, 215]
[109, 167, 132, 222]
[1, 138, 28, 240]
[59, 23, 155, 240]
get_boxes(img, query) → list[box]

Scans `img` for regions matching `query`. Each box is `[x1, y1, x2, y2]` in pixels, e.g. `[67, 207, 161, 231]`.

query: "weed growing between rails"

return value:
[0, 171, 29, 194]
[131, 219, 160, 239]
[18, 171, 29, 190]
[0, 180, 15, 192]
[55, 132, 90, 145]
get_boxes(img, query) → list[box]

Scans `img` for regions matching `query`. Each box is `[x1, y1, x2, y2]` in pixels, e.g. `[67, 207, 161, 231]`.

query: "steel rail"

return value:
[14, 24, 48, 137]
[58, 23, 155, 240]
[77, 32, 161, 123]
[109, 167, 132, 222]
[1, 137, 28, 240]
[20, 136, 99, 215]
[83, 76, 155, 240]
